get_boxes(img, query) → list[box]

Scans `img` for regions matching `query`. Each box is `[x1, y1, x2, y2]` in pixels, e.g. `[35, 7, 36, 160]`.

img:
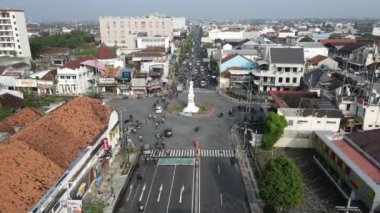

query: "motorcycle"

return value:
[194, 126, 199, 132]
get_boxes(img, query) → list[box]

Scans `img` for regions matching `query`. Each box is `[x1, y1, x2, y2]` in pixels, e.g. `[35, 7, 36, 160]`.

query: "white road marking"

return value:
[157, 184, 163, 202]
[218, 164, 220, 175]
[220, 193, 223, 206]
[139, 183, 146, 201]
[191, 163, 195, 213]
[126, 184, 133, 201]
[179, 185, 185, 203]
[166, 165, 177, 213]
[143, 164, 159, 211]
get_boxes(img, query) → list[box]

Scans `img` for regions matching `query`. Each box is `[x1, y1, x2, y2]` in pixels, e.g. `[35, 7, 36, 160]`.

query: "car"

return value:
[155, 105, 163, 114]
[142, 144, 152, 156]
[163, 128, 173, 137]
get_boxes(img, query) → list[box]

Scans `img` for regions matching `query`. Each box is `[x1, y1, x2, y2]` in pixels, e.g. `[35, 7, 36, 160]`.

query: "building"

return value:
[0, 9, 31, 59]
[270, 91, 343, 147]
[172, 17, 186, 30]
[99, 14, 185, 47]
[136, 36, 170, 51]
[251, 47, 305, 92]
[307, 55, 339, 71]
[220, 54, 256, 73]
[299, 42, 329, 60]
[56, 56, 98, 95]
[0, 97, 120, 213]
[312, 130, 380, 213]
[207, 29, 260, 41]
[373, 27, 380, 37]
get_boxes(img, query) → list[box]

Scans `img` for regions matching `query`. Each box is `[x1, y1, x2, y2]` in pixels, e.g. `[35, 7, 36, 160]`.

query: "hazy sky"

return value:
[2, 0, 380, 22]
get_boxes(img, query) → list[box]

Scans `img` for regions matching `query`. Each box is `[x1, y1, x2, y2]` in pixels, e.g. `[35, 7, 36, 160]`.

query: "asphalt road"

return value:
[200, 158, 249, 213]
[112, 27, 254, 213]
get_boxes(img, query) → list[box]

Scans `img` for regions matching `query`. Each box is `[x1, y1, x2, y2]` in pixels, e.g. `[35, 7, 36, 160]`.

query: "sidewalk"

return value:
[231, 125, 264, 213]
[84, 148, 138, 213]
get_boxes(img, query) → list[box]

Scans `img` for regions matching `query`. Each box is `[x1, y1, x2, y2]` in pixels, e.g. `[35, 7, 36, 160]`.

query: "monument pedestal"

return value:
[183, 81, 199, 113]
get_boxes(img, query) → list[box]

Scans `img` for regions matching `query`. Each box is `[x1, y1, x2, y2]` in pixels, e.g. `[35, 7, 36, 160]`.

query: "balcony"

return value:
[251, 69, 276, 77]
[0, 27, 12, 32]
[253, 80, 276, 86]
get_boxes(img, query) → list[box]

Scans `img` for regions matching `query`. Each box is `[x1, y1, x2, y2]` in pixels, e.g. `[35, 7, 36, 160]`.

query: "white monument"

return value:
[183, 81, 199, 113]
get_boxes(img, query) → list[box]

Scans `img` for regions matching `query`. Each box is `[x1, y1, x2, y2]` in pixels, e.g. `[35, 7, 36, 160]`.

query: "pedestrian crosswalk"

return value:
[148, 149, 235, 158]
[183, 89, 216, 93]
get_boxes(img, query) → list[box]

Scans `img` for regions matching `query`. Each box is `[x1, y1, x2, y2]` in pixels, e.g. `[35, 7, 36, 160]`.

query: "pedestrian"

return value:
[161, 118, 165, 124]
[145, 120, 148, 125]
[163, 115, 165, 119]
[149, 114, 152, 119]
[155, 122, 159, 129]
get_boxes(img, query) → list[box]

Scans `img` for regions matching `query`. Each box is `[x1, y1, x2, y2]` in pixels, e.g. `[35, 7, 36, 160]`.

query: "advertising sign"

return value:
[66, 200, 82, 208]
[102, 138, 109, 151]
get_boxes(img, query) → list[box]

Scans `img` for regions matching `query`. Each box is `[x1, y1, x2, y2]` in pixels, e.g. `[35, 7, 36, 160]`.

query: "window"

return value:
[72, 76, 76, 79]
[263, 77, 267, 82]
[277, 67, 281, 72]
[18, 45, 20, 49]
[288, 120, 293, 126]
[297, 120, 308, 124]
[60, 76, 65, 79]
[15, 27, 17, 31]
[317, 121, 321, 123]
[66, 76, 71, 79]
[279, 77, 283, 83]
[293, 78, 297, 83]
[327, 121, 336, 124]
[293, 67, 297, 72]
[285, 67, 290, 72]
[346, 104, 351, 111]
[376, 125, 380, 128]
[286, 77, 290, 83]
[369, 125, 373, 127]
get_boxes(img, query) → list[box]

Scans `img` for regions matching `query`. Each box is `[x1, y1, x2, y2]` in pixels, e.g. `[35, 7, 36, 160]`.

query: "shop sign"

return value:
[99, 78, 116, 84]
[15, 79, 37, 87]
[102, 138, 109, 150]
[66, 200, 82, 208]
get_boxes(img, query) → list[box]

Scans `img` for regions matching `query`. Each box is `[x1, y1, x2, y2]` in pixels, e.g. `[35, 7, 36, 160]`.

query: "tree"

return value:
[259, 155, 304, 212]
[262, 112, 287, 150]
[299, 36, 314, 42]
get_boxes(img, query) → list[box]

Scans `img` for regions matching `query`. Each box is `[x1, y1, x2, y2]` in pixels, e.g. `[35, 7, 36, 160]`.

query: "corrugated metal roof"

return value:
[270, 48, 304, 64]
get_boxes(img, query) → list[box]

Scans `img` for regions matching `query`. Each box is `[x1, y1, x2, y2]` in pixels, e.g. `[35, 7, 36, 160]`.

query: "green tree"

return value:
[262, 112, 287, 150]
[299, 36, 314, 42]
[259, 155, 304, 212]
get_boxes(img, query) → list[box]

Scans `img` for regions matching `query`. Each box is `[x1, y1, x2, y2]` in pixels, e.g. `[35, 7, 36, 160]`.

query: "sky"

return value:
[2, 0, 380, 22]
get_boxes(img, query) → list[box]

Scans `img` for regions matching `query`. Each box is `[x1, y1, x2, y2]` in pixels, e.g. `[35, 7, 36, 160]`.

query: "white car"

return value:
[155, 105, 163, 114]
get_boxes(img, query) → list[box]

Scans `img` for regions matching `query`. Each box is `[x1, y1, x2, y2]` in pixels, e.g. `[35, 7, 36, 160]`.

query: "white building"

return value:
[373, 27, 380, 37]
[270, 91, 343, 148]
[207, 29, 260, 41]
[136, 36, 170, 50]
[299, 42, 329, 60]
[99, 14, 185, 47]
[252, 47, 305, 92]
[0, 9, 31, 59]
[172, 17, 186, 30]
[278, 30, 296, 38]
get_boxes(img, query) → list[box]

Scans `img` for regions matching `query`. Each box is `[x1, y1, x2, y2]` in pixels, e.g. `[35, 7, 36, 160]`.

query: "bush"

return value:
[259, 155, 304, 212]
[261, 112, 287, 150]
[83, 200, 106, 213]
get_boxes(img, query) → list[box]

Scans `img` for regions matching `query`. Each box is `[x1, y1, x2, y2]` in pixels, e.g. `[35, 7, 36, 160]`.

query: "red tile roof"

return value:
[64, 56, 94, 69]
[333, 139, 380, 184]
[220, 70, 231, 78]
[319, 39, 357, 45]
[95, 46, 115, 60]
[0, 108, 42, 135]
[307, 55, 328, 65]
[0, 97, 113, 212]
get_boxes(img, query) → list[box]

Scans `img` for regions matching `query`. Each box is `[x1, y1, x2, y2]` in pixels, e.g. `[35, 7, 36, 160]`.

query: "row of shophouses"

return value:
[0, 44, 173, 98]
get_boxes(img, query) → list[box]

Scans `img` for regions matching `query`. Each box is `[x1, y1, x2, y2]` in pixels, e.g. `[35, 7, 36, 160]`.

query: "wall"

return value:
[275, 136, 312, 148]
[14, 11, 31, 58]
[363, 105, 380, 131]
[279, 108, 341, 132]
[137, 37, 169, 50]
[372, 27, 380, 36]
[304, 47, 328, 60]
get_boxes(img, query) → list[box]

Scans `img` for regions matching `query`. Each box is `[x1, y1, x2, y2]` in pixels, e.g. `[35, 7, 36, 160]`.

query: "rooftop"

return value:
[333, 139, 380, 184]
[64, 56, 95, 70]
[345, 129, 380, 164]
[0, 108, 42, 136]
[0, 97, 112, 212]
[269, 47, 304, 64]
[95, 45, 116, 60]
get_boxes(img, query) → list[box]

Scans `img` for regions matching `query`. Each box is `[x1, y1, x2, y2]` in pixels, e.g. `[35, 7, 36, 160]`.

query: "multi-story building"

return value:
[99, 14, 185, 47]
[312, 130, 380, 213]
[0, 8, 31, 59]
[252, 47, 305, 92]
